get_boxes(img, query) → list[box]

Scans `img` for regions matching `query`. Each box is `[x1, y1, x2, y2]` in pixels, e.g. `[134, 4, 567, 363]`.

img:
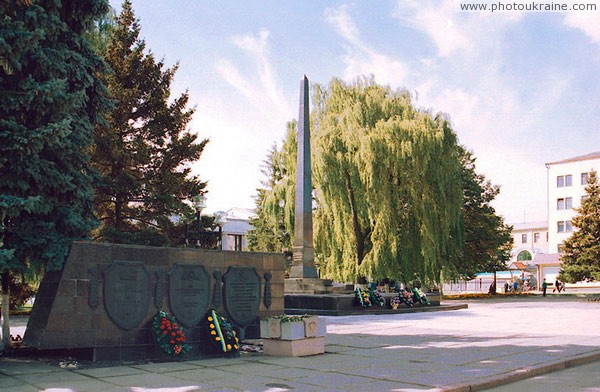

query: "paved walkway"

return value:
[1, 294, 600, 391]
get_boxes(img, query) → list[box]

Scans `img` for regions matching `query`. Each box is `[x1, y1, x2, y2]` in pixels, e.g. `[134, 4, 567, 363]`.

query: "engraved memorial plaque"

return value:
[168, 263, 210, 328]
[103, 261, 151, 330]
[223, 266, 261, 326]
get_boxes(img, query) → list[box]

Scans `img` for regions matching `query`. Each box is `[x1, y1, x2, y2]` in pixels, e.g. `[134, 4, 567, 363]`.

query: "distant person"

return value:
[542, 278, 548, 297]
[504, 282, 509, 293]
[488, 281, 496, 295]
[513, 280, 518, 292]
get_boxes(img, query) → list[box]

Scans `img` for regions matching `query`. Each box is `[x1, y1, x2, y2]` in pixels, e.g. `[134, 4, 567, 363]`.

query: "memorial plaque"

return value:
[223, 266, 261, 326]
[103, 261, 151, 330]
[168, 263, 210, 328]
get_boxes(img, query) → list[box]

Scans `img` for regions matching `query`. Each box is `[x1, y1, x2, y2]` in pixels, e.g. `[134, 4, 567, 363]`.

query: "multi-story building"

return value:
[215, 207, 255, 251]
[546, 152, 600, 254]
[510, 221, 549, 261]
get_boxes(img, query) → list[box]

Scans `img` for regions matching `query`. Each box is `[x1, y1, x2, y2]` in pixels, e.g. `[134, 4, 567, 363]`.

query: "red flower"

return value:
[170, 339, 175, 344]
[173, 324, 178, 328]
[171, 332, 176, 337]
[163, 331, 168, 335]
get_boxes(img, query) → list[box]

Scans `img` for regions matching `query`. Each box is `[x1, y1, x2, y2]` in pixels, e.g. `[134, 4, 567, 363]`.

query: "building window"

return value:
[234, 234, 243, 251]
[521, 234, 527, 243]
[557, 197, 573, 210]
[582, 172, 589, 185]
[517, 250, 532, 261]
[557, 221, 573, 233]
[534, 232, 540, 243]
[557, 175, 573, 187]
[565, 221, 573, 232]
[565, 197, 572, 209]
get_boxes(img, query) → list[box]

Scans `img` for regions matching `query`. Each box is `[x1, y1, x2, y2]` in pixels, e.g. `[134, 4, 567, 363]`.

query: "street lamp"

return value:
[191, 194, 206, 247]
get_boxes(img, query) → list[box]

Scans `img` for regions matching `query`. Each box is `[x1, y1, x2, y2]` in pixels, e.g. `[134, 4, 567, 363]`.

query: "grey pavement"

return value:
[1, 293, 600, 392]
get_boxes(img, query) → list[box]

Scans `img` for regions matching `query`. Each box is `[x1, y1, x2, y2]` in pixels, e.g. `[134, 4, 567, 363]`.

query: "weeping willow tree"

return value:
[312, 77, 464, 284]
[248, 122, 297, 253]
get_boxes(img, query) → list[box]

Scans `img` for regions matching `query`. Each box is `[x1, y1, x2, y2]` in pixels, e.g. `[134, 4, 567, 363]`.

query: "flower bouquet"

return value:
[152, 311, 191, 357]
[412, 287, 430, 305]
[398, 288, 414, 307]
[206, 309, 239, 354]
[354, 287, 372, 308]
[368, 287, 385, 307]
[389, 296, 401, 309]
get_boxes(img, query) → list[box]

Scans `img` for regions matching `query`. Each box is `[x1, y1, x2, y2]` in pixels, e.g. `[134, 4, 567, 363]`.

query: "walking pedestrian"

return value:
[542, 278, 548, 297]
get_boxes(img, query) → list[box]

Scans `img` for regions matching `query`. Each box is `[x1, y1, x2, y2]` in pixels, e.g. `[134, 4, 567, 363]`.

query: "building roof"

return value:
[509, 262, 528, 270]
[215, 207, 256, 222]
[511, 221, 548, 231]
[546, 151, 600, 166]
[532, 253, 561, 265]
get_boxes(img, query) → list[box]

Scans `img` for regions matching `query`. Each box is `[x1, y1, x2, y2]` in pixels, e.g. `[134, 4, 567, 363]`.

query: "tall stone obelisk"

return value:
[290, 75, 319, 279]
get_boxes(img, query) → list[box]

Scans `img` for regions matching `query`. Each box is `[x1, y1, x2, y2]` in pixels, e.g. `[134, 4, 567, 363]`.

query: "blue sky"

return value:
[109, 0, 600, 224]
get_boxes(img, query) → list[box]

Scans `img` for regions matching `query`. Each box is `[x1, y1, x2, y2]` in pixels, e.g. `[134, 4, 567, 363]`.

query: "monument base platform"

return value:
[284, 278, 350, 294]
[284, 292, 467, 316]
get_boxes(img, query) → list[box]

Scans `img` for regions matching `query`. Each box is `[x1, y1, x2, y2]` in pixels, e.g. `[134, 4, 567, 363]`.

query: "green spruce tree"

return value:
[0, 0, 110, 348]
[559, 170, 600, 282]
[92, 1, 207, 246]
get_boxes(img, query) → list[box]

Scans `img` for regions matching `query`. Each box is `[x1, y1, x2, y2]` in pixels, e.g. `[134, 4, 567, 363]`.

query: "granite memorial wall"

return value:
[23, 241, 285, 361]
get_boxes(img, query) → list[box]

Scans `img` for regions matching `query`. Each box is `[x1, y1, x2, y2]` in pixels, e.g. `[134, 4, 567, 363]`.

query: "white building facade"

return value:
[546, 152, 600, 254]
[215, 208, 255, 251]
[510, 221, 549, 262]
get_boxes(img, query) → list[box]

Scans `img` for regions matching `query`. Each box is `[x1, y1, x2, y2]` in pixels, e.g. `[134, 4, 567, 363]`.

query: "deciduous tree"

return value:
[453, 147, 512, 287]
[311, 77, 464, 284]
[248, 123, 296, 254]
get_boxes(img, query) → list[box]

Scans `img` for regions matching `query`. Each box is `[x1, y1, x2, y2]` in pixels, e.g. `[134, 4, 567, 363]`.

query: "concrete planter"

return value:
[260, 316, 326, 356]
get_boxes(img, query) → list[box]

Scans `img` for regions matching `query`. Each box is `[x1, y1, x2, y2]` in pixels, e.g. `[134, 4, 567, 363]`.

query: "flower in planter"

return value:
[152, 311, 191, 357]
[274, 314, 310, 323]
[389, 296, 401, 308]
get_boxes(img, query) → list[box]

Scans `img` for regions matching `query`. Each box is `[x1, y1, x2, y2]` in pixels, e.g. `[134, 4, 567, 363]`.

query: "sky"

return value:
[109, 0, 600, 224]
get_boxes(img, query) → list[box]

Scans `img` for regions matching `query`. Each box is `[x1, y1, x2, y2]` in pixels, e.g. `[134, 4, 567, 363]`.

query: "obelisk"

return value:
[290, 75, 318, 279]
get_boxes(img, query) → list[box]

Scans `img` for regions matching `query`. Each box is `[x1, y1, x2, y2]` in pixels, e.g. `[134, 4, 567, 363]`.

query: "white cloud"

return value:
[564, 5, 600, 44]
[393, 0, 523, 58]
[324, 5, 408, 87]
[206, 29, 296, 212]
[215, 29, 292, 117]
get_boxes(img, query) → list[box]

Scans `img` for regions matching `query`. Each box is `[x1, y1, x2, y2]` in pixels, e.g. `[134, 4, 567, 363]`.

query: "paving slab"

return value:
[1, 295, 600, 391]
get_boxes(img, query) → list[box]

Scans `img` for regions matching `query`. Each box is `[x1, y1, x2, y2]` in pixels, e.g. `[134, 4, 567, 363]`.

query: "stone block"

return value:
[281, 321, 305, 340]
[304, 316, 326, 338]
[260, 318, 281, 339]
[263, 336, 324, 357]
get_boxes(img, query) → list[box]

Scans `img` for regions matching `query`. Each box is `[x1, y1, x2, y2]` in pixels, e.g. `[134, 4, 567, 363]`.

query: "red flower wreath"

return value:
[152, 311, 191, 357]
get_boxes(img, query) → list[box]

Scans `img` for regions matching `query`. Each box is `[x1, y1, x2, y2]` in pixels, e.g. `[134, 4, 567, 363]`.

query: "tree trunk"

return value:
[344, 170, 365, 266]
[1, 272, 11, 349]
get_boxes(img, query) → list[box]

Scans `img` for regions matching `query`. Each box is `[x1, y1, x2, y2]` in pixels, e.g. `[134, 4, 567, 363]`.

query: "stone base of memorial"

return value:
[260, 315, 326, 357]
[22, 241, 285, 362]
